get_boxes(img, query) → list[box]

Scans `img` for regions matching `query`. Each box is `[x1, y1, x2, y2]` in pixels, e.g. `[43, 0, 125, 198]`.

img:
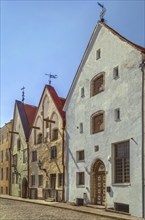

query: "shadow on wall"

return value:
[65, 131, 79, 201]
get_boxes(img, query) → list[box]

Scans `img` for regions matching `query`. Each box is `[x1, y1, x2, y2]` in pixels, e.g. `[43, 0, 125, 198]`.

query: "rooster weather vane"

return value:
[45, 73, 58, 85]
[97, 2, 106, 22]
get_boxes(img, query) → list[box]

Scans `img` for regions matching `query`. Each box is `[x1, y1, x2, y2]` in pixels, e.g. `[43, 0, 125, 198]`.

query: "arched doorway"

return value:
[90, 159, 106, 205]
[22, 177, 28, 198]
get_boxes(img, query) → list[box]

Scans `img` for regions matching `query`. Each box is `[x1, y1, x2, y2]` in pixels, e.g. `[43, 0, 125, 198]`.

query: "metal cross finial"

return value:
[21, 86, 25, 103]
[45, 73, 58, 85]
[97, 2, 106, 22]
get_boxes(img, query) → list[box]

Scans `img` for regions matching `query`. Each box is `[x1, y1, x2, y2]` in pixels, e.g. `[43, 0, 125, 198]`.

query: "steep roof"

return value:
[16, 100, 37, 140]
[46, 85, 66, 120]
[101, 22, 145, 53]
[63, 22, 145, 111]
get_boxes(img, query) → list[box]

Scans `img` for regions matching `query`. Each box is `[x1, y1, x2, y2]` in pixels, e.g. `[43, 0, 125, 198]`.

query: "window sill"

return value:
[76, 185, 85, 188]
[77, 160, 85, 163]
[112, 183, 131, 186]
[92, 129, 104, 134]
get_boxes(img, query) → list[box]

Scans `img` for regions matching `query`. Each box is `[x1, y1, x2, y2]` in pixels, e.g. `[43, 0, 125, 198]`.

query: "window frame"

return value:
[31, 175, 35, 186]
[76, 150, 85, 162]
[38, 175, 43, 187]
[50, 146, 57, 160]
[76, 172, 85, 186]
[91, 111, 105, 134]
[90, 72, 105, 97]
[32, 151, 37, 162]
[58, 173, 63, 187]
[114, 140, 130, 184]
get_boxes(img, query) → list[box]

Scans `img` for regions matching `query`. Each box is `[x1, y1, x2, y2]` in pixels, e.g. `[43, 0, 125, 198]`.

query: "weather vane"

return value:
[21, 86, 25, 103]
[97, 2, 106, 22]
[45, 73, 58, 85]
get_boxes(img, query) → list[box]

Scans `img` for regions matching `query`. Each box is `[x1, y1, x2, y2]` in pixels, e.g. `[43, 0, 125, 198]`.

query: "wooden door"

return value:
[96, 171, 106, 205]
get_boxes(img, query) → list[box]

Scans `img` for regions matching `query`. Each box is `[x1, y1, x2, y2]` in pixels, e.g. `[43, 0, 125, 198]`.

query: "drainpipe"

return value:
[27, 140, 30, 198]
[62, 121, 65, 201]
[141, 58, 145, 218]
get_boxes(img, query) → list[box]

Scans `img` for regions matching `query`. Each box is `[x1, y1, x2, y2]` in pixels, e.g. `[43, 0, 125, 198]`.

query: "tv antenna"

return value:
[21, 86, 25, 103]
[45, 73, 58, 85]
[97, 2, 106, 22]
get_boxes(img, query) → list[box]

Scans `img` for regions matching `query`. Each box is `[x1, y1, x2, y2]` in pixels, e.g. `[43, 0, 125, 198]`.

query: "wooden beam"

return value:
[43, 119, 55, 124]
[9, 131, 19, 135]
[32, 126, 40, 130]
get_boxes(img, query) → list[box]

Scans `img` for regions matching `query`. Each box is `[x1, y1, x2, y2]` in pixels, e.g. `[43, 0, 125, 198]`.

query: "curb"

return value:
[0, 196, 140, 220]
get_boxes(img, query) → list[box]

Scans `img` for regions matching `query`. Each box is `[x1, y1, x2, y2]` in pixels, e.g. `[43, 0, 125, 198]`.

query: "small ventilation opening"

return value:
[76, 198, 84, 206]
[115, 203, 129, 213]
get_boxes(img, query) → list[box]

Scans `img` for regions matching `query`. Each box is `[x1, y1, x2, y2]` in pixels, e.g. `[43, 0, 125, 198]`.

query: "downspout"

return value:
[27, 140, 30, 198]
[141, 57, 145, 218]
[62, 121, 65, 201]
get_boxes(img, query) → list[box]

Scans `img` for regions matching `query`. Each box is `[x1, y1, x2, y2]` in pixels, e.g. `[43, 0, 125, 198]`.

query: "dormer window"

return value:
[96, 49, 101, 60]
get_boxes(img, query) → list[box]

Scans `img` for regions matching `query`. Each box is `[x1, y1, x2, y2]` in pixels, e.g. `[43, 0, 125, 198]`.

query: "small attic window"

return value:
[81, 87, 85, 98]
[96, 49, 101, 60]
[113, 66, 119, 79]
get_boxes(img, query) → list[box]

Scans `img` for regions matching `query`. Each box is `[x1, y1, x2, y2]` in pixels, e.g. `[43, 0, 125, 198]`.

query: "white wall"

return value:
[65, 25, 143, 217]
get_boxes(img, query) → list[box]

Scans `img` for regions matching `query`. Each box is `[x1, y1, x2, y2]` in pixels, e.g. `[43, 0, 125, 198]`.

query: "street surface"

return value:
[0, 198, 112, 220]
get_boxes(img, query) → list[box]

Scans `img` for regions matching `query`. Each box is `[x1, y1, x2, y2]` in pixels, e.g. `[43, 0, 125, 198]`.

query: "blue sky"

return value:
[0, 0, 145, 127]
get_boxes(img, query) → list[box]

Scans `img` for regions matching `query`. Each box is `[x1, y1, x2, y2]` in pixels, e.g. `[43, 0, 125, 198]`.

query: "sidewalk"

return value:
[0, 194, 143, 220]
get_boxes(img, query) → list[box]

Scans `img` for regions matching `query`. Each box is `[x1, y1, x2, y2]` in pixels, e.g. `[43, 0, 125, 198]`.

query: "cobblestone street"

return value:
[0, 199, 113, 220]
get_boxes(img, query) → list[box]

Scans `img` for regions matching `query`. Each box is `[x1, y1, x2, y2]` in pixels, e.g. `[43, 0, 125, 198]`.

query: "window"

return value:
[96, 49, 101, 60]
[76, 172, 85, 186]
[6, 167, 8, 180]
[51, 128, 58, 141]
[79, 123, 83, 134]
[37, 133, 42, 144]
[113, 66, 119, 79]
[1, 187, 3, 194]
[31, 175, 35, 186]
[6, 187, 8, 194]
[23, 149, 27, 163]
[32, 151, 37, 162]
[13, 154, 17, 166]
[1, 151, 3, 162]
[1, 168, 3, 180]
[12, 173, 15, 184]
[6, 149, 9, 161]
[17, 138, 21, 151]
[114, 141, 130, 183]
[114, 108, 120, 121]
[6, 132, 8, 141]
[91, 111, 104, 134]
[50, 174, 56, 189]
[38, 175, 43, 187]
[50, 146, 57, 159]
[81, 87, 85, 98]
[77, 150, 84, 162]
[2, 135, 4, 144]
[91, 73, 104, 96]
[58, 173, 63, 187]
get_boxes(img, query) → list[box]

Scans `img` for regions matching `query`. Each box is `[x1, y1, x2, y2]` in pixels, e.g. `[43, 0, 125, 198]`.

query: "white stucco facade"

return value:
[64, 23, 145, 217]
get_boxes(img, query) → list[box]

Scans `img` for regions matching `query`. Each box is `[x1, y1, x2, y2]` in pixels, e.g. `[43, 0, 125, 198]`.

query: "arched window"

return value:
[91, 111, 105, 134]
[90, 72, 105, 97]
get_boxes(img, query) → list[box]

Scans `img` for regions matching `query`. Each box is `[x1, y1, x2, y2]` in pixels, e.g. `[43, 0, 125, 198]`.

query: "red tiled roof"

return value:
[23, 104, 37, 128]
[100, 22, 145, 53]
[46, 85, 66, 120]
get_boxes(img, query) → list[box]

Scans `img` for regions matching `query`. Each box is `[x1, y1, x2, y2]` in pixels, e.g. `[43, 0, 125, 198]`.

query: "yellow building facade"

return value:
[0, 120, 13, 195]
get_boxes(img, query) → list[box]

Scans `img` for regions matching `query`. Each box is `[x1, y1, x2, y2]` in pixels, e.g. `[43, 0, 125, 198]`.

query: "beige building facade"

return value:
[29, 85, 65, 201]
[11, 100, 37, 197]
[0, 120, 13, 195]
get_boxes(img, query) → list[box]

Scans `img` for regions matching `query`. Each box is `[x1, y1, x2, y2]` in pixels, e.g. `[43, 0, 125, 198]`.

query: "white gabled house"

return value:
[63, 21, 145, 218]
